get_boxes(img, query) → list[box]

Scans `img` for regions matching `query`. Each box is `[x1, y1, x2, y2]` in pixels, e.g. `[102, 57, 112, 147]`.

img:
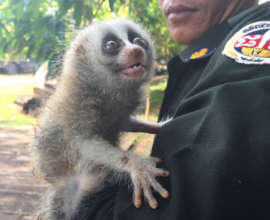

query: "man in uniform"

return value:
[77, 0, 270, 219]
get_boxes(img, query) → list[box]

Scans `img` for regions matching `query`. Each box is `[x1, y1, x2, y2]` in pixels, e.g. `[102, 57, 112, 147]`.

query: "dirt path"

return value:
[0, 126, 48, 220]
[0, 125, 154, 220]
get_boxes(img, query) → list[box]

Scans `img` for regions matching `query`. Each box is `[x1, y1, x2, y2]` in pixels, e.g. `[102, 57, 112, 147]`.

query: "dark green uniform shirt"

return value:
[77, 3, 270, 220]
[114, 3, 270, 220]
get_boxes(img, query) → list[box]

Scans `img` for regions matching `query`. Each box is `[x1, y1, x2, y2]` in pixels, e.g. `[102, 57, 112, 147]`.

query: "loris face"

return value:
[68, 19, 155, 88]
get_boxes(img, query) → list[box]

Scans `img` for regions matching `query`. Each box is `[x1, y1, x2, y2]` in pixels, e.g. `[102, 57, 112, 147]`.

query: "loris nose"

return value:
[130, 47, 144, 58]
[124, 47, 144, 67]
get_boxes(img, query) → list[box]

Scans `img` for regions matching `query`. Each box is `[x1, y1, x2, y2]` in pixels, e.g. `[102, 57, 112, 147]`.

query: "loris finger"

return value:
[133, 180, 142, 208]
[154, 168, 170, 177]
[142, 181, 158, 209]
[152, 157, 163, 164]
[149, 178, 169, 199]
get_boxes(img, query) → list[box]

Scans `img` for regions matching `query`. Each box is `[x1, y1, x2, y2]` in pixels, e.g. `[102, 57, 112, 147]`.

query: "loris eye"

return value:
[133, 37, 148, 50]
[104, 40, 121, 53]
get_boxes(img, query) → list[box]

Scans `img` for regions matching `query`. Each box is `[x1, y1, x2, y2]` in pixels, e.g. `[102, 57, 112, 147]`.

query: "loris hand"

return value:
[128, 156, 170, 209]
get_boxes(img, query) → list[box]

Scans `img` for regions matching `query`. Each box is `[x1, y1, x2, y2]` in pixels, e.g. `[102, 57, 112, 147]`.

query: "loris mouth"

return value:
[121, 62, 145, 77]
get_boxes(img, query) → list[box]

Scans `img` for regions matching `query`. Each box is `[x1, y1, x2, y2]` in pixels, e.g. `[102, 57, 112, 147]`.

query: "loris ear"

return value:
[75, 45, 86, 56]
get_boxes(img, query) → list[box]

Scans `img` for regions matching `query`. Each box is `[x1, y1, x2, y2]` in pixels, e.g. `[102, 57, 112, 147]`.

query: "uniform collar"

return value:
[228, 2, 270, 27]
[179, 21, 231, 63]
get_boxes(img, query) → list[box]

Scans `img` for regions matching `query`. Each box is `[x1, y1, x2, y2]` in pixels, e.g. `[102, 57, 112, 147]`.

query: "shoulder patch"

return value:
[190, 48, 209, 59]
[186, 47, 215, 61]
[222, 21, 270, 65]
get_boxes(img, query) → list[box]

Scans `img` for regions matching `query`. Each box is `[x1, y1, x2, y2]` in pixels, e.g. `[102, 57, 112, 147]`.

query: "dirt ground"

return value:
[0, 126, 48, 220]
[0, 125, 154, 220]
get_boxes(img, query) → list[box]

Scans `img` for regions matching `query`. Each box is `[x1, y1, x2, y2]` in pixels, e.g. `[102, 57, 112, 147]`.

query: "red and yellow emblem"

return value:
[223, 21, 270, 65]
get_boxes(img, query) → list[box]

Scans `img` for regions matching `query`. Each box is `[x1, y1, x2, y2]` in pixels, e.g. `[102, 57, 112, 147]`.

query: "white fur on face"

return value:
[65, 19, 155, 89]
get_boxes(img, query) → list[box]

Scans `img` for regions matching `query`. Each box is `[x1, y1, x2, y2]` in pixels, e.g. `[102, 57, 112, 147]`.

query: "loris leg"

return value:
[36, 184, 71, 220]
[124, 116, 161, 134]
[36, 174, 105, 220]
[71, 136, 170, 209]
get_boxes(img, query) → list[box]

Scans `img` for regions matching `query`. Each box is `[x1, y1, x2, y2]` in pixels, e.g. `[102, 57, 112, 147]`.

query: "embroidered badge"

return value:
[223, 21, 270, 65]
[190, 48, 208, 59]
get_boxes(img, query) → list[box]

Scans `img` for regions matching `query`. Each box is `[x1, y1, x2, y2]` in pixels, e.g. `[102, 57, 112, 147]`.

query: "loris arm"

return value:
[124, 116, 170, 134]
[71, 136, 169, 209]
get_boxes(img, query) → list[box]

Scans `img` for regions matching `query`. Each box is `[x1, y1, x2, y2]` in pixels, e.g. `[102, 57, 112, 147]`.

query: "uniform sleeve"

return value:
[114, 63, 270, 220]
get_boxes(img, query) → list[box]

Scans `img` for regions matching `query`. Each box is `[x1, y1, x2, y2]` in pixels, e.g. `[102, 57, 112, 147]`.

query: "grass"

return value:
[137, 76, 167, 122]
[0, 74, 36, 126]
[0, 74, 167, 127]
[149, 77, 167, 118]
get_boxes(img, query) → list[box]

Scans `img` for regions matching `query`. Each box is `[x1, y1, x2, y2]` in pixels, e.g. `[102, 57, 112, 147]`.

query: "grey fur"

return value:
[32, 19, 169, 220]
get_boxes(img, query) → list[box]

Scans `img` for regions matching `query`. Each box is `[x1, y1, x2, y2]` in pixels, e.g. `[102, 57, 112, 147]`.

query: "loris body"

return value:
[32, 19, 169, 220]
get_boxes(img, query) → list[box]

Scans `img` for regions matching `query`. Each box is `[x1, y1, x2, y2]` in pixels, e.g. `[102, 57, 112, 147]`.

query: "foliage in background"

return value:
[123, 0, 183, 61]
[0, 0, 184, 65]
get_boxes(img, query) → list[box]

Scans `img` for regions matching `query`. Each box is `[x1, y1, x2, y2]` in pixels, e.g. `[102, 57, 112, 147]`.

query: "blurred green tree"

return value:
[0, 0, 184, 65]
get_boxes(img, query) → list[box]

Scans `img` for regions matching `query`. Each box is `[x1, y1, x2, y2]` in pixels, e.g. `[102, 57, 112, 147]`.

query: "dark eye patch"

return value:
[102, 33, 123, 56]
[128, 29, 149, 50]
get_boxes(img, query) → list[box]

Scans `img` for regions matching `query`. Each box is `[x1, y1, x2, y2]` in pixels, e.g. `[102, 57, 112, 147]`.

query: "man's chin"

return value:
[169, 28, 202, 44]
[168, 24, 207, 44]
